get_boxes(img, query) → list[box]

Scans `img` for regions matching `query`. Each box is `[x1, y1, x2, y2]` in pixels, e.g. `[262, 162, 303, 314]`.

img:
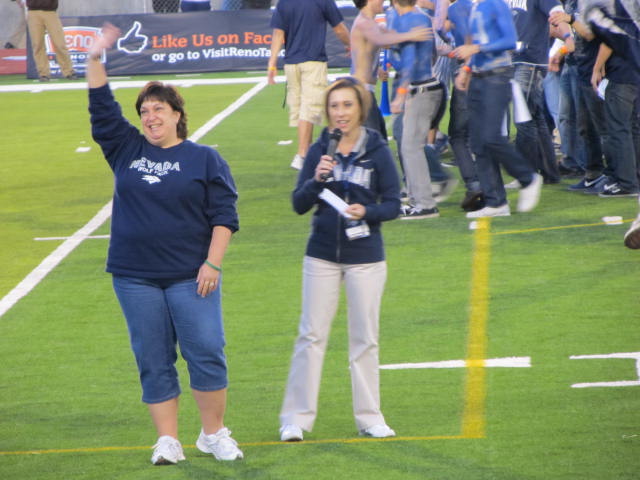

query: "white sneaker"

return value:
[504, 179, 521, 189]
[151, 435, 185, 465]
[290, 154, 304, 170]
[517, 173, 543, 212]
[466, 204, 511, 218]
[196, 428, 243, 461]
[361, 424, 396, 438]
[280, 424, 304, 442]
[624, 215, 640, 249]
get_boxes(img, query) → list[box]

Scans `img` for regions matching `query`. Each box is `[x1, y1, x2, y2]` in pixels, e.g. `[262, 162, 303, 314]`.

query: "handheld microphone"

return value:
[320, 128, 343, 181]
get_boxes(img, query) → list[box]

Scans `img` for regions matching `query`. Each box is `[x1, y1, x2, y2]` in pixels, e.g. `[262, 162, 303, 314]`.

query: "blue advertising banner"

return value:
[26, 9, 357, 79]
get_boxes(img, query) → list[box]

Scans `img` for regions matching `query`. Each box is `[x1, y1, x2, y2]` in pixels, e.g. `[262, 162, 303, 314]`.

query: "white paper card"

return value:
[319, 188, 351, 218]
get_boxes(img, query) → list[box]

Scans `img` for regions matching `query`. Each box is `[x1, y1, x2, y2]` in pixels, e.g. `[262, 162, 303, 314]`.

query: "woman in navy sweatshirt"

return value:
[86, 24, 242, 465]
[279, 77, 401, 443]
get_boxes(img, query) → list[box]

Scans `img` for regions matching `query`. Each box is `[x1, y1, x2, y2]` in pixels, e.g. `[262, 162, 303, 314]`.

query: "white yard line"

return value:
[380, 356, 532, 370]
[0, 79, 267, 318]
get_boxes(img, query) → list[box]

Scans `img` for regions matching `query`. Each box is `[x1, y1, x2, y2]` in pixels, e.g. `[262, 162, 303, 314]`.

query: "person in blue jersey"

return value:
[447, 0, 485, 212]
[267, 0, 351, 170]
[389, 0, 443, 219]
[507, 0, 574, 184]
[279, 77, 401, 443]
[86, 24, 242, 466]
[452, 0, 543, 218]
[350, 0, 431, 138]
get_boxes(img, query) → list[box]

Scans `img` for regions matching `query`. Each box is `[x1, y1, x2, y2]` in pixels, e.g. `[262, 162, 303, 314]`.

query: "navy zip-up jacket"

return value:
[293, 127, 401, 264]
[89, 84, 239, 279]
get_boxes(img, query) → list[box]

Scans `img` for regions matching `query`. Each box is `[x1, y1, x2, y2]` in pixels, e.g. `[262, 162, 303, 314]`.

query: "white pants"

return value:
[280, 256, 388, 432]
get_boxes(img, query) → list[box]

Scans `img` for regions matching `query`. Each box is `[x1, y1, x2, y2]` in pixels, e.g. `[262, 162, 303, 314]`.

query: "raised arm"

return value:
[86, 23, 121, 89]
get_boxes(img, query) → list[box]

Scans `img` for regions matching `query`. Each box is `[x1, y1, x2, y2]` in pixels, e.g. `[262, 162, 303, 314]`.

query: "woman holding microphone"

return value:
[279, 77, 401, 442]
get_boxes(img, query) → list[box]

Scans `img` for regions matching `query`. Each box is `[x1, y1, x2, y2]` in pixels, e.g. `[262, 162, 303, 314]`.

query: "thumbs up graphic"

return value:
[117, 21, 148, 54]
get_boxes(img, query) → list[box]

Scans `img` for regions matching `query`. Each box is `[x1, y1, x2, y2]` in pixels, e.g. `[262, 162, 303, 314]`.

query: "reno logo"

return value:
[44, 26, 103, 75]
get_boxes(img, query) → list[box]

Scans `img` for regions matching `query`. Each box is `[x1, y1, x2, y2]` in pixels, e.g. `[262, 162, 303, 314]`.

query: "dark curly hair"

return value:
[135, 81, 188, 140]
[353, 0, 368, 9]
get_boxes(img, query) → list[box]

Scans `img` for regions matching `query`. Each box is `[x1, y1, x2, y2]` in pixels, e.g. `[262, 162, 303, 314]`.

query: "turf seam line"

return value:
[492, 218, 633, 236]
[0, 435, 470, 456]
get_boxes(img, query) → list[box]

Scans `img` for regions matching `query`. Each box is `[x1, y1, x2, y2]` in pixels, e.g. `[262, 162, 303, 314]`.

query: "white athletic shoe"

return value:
[290, 154, 304, 170]
[466, 204, 511, 218]
[624, 215, 640, 249]
[151, 435, 185, 465]
[196, 428, 243, 461]
[280, 424, 304, 442]
[504, 179, 521, 189]
[361, 424, 396, 438]
[517, 173, 543, 212]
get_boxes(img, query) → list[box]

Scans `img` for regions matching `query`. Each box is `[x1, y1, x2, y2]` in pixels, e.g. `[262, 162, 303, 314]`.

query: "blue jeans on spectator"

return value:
[112, 275, 228, 404]
[558, 63, 586, 171]
[448, 84, 481, 192]
[603, 81, 639, 192]
[577, 82, 610, 179]
[469, 68, 534, 208]
[514, 64, 560, 182]
[543, 69, 560, 129]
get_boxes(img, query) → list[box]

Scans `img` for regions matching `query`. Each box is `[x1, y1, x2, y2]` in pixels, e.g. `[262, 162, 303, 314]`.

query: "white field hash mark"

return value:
[380, 356, 531, 370]
[570, 352, 640, 388]
[0, 79, 268, 318]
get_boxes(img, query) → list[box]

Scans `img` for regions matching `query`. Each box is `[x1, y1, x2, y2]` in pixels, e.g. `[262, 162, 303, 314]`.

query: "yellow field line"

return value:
[492, 218, 632, 236]
[0, 435, 468, 456]
[461, 217, 491, 439]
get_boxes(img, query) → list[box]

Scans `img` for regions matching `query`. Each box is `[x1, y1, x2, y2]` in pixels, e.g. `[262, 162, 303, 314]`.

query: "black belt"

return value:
[471, 66, 513, 78]
[409, 80, 443, 94]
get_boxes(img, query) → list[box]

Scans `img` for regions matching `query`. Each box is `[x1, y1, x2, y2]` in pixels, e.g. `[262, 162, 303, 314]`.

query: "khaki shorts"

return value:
[284, 61, 328, 127]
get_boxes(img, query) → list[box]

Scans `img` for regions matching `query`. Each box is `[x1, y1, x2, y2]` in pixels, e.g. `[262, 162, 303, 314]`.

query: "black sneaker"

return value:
[65, 72, 78, 80]
[4, 42, 16, 49]
[461, 190, 485, 212]
[598, 183, 639, 198]
[38, 76, 50, 82]
[400, 206, 439, 219]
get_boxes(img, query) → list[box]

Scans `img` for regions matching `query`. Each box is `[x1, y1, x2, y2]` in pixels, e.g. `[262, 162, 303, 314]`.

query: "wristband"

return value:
[560, 45, 569, 56]
[268, 66, 277, 71]
[563, 32, 572, 39]
[397, 87, 408, 95]
[462, 65, 472, 73]
[205, 260, 222, 272]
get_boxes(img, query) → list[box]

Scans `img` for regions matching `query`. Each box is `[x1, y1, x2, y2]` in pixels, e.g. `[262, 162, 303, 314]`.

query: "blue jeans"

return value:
[558, 63, 586, 170]
[112, 275, 227, 404]
[514, 64, 560, 182]
[577, 82, 609, 178]
[543, 69, 560, 129]
[603, 81, 639, 192]
[469, 68, 534, 207]
[448, 84, 480, 192]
